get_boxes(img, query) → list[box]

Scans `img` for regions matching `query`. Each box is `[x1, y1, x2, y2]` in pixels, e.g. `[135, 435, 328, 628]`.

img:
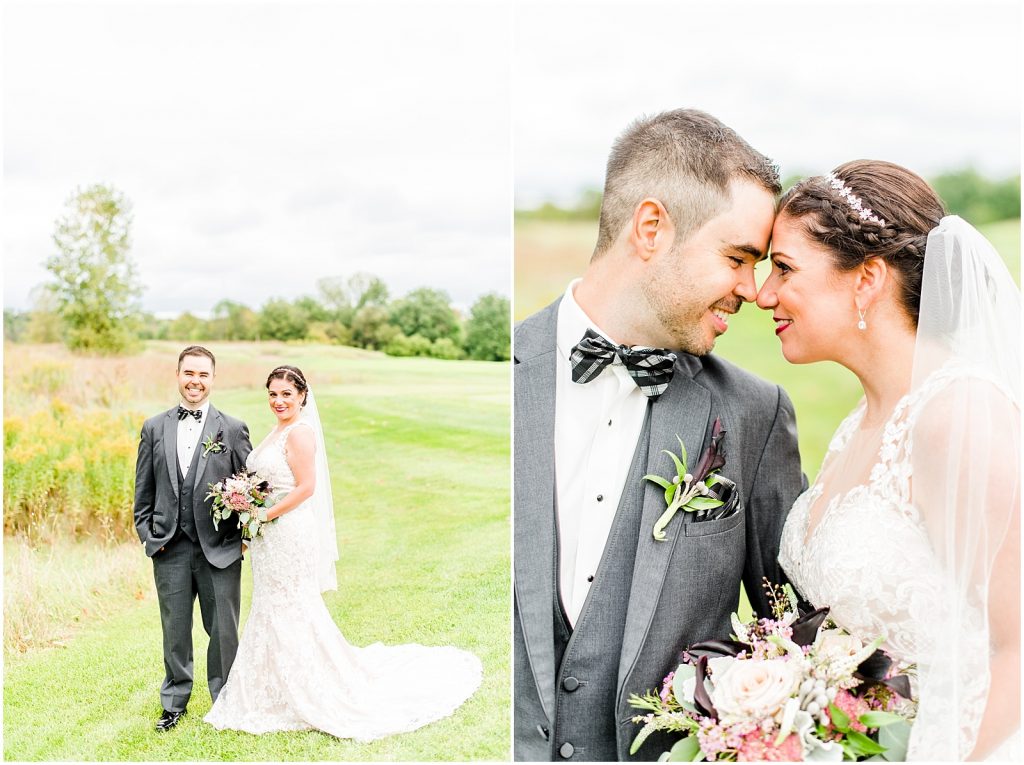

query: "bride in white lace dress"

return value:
[205, 365, 481, 740]
[756, 161, 1019, 761]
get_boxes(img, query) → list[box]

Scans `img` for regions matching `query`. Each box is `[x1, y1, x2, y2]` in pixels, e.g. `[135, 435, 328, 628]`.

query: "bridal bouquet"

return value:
[206, 470, 276, 540]
[629, 581, 914, 762]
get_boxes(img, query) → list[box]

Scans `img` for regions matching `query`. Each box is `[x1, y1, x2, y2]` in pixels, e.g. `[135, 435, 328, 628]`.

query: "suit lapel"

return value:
[163, 408, 179, 496]
[192, 405, 223, 494]
[618, 362, 711, 691]
[513, 301, 559, 721]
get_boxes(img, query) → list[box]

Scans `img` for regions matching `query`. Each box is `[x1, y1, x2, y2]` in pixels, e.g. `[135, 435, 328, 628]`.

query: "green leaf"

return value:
[643, 474, 672, 491]
[239, 512, 250, 524]
[846, 731, 886, 755]
[674, 435, 688, 473]
[671, 664, 696, 707]
[666, 736, 700, 761]
[684, 497, 724, 511]
[704, 474, 720, 488]
[669, 482, 683, 505]
[248, 520, 260, 537]
[858, 711, 903, 728]
[828, 702, 850, 732]
[879, 720, 911, 761]
[662, 449, 685, 480]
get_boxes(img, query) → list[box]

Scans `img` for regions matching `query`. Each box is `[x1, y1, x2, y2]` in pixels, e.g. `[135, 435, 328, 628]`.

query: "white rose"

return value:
[710, 658, 801, 722]
[815, 632, 863, 665]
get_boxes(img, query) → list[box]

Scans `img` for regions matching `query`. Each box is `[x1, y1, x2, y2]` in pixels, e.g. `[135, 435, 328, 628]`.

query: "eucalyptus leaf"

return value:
[666, 736, 700, 762]
[239, 512, 250, 524]
[879, 720, 911, 761]
[249, 519, 260, 537]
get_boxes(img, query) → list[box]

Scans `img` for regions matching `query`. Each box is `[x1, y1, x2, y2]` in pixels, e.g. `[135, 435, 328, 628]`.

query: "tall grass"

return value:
[3, 536, 151, 656]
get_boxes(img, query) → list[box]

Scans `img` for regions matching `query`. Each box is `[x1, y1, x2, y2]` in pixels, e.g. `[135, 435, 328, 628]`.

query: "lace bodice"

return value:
[246, 423, 306, 498]
[779, 392, 944, 665]
[778, 364, 1011, 760]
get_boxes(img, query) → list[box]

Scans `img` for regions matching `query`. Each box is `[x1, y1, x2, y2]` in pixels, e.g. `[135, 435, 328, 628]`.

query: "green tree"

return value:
[294, 295, 331, 323]
[259, 299, 308, 341]
[464, 293, 510, 360]
[45, 184, 143, 353]
[212, 299, 260, 341]
[3, 310, 28, 342]
[351, 305, 398, 350]
[316, 276, 355, 325]
[167, 311, 205, 341]
[389, 287, 461, 343]
[930, 169, 1021, 225]
[348, 272, 390, 310]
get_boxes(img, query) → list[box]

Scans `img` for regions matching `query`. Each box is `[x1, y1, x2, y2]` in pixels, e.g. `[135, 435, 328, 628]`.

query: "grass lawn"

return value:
[515, 216, 1021, 475]
[3, 343, 510, 761]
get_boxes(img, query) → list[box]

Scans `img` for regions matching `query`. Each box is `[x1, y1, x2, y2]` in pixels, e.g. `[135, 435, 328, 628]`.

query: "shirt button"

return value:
[607, 419, 612, 426]
[560, 742, 575, 759]
[596, 494, 603, 502]
[586, 574, 594, 583]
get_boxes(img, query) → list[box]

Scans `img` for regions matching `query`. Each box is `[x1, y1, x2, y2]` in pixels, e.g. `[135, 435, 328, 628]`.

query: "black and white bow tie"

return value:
[177, 406, 202, 422]
[569, 329, 677, 400]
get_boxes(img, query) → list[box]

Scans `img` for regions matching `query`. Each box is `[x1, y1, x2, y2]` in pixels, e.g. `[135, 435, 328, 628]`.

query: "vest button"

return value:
[559, 742, 575, 758]
[562, 676, 580, 692]
[536, 724, 549, 740]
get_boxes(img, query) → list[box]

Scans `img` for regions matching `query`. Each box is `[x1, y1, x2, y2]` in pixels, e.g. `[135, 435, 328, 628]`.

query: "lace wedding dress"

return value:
[205, 422, 482, 741]
[779, 364, 1019, 762]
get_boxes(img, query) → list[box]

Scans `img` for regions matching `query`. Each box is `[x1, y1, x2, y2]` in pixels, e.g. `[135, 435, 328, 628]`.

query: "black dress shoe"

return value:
[155, 708, 186, 732]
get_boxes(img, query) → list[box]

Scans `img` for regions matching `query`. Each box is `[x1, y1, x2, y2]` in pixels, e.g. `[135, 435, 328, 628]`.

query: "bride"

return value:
[756, 161, 1020, 760]
[205, 365, 481, 740]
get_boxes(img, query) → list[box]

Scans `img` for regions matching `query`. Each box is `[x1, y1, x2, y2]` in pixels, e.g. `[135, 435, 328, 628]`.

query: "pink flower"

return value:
[736, 730, 803, 762]
[831, 689, 869, 733]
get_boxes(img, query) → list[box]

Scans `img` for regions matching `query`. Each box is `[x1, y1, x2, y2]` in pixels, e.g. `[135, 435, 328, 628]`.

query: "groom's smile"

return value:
[177, 353, 215, 406]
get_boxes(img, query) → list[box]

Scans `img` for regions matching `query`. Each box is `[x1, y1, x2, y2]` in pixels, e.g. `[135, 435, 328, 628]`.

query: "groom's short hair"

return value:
[177, 345, 216, 372]
[593, 109, 781, 258]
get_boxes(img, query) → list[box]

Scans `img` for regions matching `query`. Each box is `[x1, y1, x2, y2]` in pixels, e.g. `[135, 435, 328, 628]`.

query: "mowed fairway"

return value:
[516, 216, 1021, 475]
[3, 342, 510, 761]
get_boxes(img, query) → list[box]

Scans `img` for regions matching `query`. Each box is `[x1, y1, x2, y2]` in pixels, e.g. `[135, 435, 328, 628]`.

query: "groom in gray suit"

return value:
[134, 345, 253, 731]
[514, 109, 804, 761]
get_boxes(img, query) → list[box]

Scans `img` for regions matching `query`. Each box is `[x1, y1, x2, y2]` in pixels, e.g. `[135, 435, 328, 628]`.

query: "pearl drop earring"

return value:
[857, 309, 867, 331]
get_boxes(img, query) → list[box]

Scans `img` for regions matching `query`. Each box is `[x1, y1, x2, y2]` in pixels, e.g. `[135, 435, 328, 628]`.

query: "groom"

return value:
[514, 109, 805, 760]
[133, 345, 253, 731]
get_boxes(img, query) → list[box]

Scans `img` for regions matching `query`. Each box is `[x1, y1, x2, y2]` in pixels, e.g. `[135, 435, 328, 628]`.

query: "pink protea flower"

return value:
[736, 730, 803, 762]
[228, 492, 249, 510]
[832, 689, 869, 733]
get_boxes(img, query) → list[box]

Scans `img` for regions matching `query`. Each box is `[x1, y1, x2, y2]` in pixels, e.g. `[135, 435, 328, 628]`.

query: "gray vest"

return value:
[551, 407, 652, 761]
[176, 438, 203, 543]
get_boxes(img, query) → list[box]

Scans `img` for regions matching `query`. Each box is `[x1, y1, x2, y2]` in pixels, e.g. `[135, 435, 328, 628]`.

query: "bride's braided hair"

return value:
[266, 365, 309, 407]
[779, 159, 945, 327]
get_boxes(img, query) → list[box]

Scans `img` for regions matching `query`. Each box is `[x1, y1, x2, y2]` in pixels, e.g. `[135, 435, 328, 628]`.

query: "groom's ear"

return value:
[852, 257, 889, 310]
[630, 197, 675, 261]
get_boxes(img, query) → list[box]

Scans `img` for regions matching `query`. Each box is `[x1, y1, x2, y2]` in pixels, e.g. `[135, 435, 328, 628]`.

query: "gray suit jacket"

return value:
[133, 404, 253, 568]
[513, 299, 805, 760]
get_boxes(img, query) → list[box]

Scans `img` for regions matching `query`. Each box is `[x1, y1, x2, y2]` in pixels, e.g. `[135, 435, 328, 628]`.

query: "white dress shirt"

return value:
[177, 400, 211, 478]
[554, 280, 649, 626]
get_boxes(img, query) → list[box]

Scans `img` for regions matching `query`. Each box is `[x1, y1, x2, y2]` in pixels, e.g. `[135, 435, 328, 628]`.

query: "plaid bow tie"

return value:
[177, 406, 202, 422]
[570, 329, 677, 400]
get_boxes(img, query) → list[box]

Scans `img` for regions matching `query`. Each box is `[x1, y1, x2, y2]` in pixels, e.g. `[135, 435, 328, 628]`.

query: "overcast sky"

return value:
[514, 0, 1021, 208]
[3, 1, 511, 314]
[4, 1, 1019, 315]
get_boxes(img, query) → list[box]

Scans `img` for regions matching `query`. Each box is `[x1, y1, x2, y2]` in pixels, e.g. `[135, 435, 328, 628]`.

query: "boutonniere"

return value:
[202, 431, 225, 456]
[643, 417, 729, 540]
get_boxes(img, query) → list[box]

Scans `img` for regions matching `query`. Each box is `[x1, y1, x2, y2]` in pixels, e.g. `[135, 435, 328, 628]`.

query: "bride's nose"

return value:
[756, 276, 778, 310]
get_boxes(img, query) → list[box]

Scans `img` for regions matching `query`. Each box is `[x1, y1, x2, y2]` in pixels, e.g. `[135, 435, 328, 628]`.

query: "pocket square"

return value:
[692, 475, 742, 522]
